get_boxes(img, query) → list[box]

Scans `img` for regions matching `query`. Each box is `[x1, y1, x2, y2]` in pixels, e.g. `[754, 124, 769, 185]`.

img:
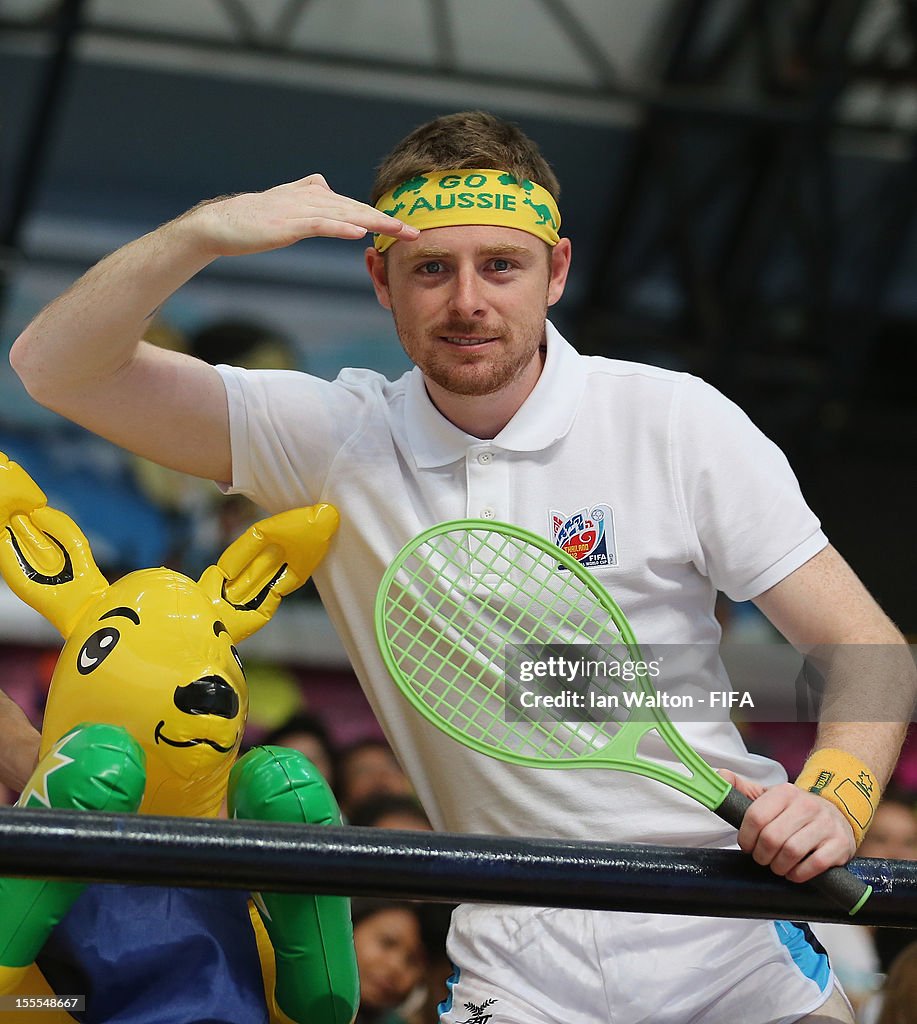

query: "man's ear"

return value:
[547, 237, 572, 307]
[364, 247, 393, 310]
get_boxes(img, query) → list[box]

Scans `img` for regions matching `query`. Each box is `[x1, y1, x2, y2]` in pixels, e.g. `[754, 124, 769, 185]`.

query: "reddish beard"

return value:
[417, 334, 541, 397]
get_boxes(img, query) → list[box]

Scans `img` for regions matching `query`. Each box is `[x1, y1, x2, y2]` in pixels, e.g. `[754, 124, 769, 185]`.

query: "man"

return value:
[6, 110, 912, 1022]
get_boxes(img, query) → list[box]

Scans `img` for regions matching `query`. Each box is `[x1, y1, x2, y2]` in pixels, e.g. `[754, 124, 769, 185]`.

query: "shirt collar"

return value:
[405, 321, 587, 469]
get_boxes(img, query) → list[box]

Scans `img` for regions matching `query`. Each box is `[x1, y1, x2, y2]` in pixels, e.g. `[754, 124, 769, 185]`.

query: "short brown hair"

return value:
[370, 110, 560, 205]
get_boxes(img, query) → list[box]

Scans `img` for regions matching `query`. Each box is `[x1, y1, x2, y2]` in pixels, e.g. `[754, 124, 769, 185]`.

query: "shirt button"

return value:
[480, 507, 496, 520]
[477, 452, 493, 465]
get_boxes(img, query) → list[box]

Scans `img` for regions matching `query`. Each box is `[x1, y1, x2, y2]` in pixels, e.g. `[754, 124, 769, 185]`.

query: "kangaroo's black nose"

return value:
[173, 676, 240, 719]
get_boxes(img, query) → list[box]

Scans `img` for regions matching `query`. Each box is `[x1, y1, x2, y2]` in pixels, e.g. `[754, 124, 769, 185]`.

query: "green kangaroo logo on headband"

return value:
[523, 196, 557, 228]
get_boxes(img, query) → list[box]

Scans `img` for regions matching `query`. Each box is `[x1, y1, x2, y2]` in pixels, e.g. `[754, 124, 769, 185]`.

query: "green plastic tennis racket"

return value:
[374, 518, 871, 915]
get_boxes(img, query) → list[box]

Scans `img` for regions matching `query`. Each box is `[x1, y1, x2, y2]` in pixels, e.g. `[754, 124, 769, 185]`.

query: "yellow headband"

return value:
[373, 168, 561, 252]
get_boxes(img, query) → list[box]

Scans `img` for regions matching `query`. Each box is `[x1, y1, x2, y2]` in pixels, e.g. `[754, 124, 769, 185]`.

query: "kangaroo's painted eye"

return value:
[77, 627, 120, 675]
[230, 645, 245, 677]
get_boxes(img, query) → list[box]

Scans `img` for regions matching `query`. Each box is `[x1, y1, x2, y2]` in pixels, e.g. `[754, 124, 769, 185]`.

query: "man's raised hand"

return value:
[182, 173, 419, 258]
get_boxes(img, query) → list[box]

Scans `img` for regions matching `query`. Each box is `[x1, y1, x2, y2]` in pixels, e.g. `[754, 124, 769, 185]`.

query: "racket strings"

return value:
[382, 528, 638, 761]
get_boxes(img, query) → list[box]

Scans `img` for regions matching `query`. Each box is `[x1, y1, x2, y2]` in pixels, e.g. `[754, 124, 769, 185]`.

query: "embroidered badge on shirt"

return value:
[457, 998, 498, 1024]
[550, 504, 617, 568]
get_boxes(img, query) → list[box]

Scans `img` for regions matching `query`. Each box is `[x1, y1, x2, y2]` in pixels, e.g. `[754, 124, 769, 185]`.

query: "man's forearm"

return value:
[9, 178, 416, 413]
[755, 546, 916, 795]
[750, 550, 915, 868]
[9, 214, 216, 412]
[805, 636, 916, 788]
[0, 690, 40, 791]
[810, 720, 908, 791]
[8, 208, 233, 481]
[798, 639, 916, 848]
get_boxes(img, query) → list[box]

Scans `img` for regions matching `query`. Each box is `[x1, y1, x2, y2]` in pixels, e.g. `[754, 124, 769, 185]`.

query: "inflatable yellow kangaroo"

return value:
[0, 451, 359, 1024]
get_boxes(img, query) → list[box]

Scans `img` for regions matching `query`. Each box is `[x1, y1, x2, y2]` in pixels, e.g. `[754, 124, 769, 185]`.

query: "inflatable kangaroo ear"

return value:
[0, 452, 109, 638]
[198, 504, 339, 643]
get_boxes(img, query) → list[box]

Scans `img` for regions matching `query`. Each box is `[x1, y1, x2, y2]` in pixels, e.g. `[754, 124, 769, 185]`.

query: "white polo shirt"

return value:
[217, 322, 827, 846]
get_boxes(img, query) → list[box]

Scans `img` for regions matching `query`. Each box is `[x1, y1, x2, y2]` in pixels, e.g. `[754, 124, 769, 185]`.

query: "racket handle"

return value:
[717, 787, 872, 916]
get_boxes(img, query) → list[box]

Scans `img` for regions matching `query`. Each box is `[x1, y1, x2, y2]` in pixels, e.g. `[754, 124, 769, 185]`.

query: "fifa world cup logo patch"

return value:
[550, 504, 617, 568]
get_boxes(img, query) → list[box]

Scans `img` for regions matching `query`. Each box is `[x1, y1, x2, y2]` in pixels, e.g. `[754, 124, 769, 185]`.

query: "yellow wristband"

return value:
[795, 748, 880, 845]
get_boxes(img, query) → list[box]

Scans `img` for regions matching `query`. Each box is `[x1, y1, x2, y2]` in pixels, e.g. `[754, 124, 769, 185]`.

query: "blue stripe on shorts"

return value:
[774, 920, 832, 992]
[438, 962, 461, 1018]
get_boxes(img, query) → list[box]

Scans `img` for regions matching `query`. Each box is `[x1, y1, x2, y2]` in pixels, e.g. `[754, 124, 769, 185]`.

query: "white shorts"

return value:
[438, 905, 846, 1024]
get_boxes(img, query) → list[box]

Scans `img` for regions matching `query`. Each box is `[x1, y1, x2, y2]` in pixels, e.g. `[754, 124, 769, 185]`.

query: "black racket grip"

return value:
[717, 787, 872, 915]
